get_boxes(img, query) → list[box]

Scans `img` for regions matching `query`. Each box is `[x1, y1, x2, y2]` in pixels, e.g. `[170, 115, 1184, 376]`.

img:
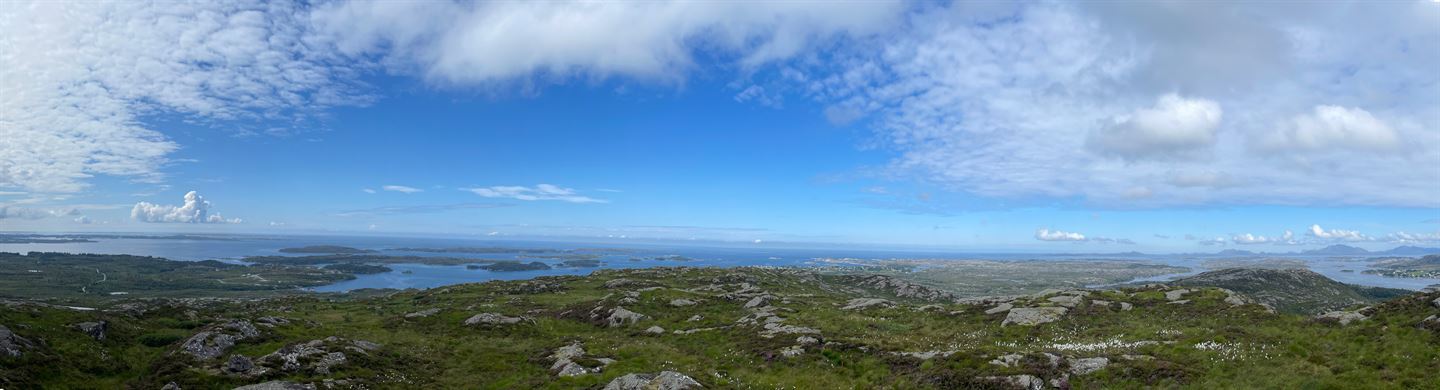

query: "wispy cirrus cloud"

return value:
[382, 185, 423, 194]
[335, 203, 510, 217]
[462, 184, 607, 204]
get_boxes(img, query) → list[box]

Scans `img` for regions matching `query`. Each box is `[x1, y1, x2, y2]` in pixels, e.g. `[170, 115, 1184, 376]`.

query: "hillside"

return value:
[1170, 268, 1410, 314]
[1, 267, 1437, 389]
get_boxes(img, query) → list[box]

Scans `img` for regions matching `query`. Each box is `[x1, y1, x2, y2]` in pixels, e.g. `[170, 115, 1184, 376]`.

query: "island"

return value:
[279, 245, 378, 254]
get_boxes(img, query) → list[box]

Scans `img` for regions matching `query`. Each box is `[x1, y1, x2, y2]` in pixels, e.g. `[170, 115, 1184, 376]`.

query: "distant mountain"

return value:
[1300, 244, 1370, 256]
[1214, 249, 1258, 256]
[1376, 246, 1440, 256]
[1170, 268, 1409, 314]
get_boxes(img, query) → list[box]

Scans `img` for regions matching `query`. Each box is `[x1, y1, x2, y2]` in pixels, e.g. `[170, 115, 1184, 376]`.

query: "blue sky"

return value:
[2, 1, 1438, 252]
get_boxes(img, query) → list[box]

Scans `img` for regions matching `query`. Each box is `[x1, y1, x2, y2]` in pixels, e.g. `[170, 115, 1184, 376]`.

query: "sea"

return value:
[3, 234, 1436, 292]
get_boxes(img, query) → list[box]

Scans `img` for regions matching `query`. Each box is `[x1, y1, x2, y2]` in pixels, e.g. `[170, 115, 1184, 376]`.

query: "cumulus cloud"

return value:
[1389, 231, 1440, 243]
[382, 185, 423, 194]
[1087, 94, 1223, 160]
[463, 184, 606, 204]
[1260, 105, 1402, 153]
[131, 191, 241, 224]
[784, 1, 1440, 207]
[1035, 228, 1086, 242]
[1, 1, 368, 194]
[310, 0, 905, 86]
[1307, 224, 1369, 242]
[0, 206, 49, 220]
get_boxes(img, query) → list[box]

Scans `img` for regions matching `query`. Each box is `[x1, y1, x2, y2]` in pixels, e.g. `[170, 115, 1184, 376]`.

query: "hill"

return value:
[1170, 268, 1409, 314]
[1, 266, 1437, 389]
[1378, 246, 1440, 256]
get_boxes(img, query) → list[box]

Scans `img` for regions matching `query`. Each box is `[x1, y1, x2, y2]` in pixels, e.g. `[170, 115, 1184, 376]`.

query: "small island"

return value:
[467, 261, 552, 272]
[279, 245, 378, 254]
[322, 263, 393, 274]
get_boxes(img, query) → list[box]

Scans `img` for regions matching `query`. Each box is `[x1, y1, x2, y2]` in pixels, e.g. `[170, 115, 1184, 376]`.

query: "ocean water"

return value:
[3, 234, 1436, 292]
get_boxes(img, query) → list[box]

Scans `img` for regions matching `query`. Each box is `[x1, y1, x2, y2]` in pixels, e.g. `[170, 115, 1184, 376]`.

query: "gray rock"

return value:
[75, 321, 108, 341]
[841, 298, 894, 310]
[162, 382, 182, 390]
[744, 295, 773, 309]
[981, 375, 1045, 390]
[1069, 357, 1109, 375]
[1001, 307, 1068, 326]
[225, 354, 255, 374]
[404, 308, 442, 318]
[1119, 302, 1134, 311]
[1432, 297, 1439, 309]
[181, 331, 238, 361]
[548, 342, 614, 377]
[606, 307, 650, 327]
[758, 323, 819, 338]
[984, 303, 1013, 315]
[669, 299, 697, 307]
[795, 336, 819, 345]
[1165, 289, 1191, 301]
[687, 315, 703, 322]
[644, 326, 666, 334]
[255, 317, 290, 327]
[0, 324, 35, 357]
[1168, 300, 1191, 305]
[1047, 295, 1083, 308]
[893, 350, 955, 360]
[603, 371, 703, 390]
[232, 381, 316, 390]
[464, 313, 529, 326]
[257, 339, 351, 375]
[1316, 310, 1368, 325]
[779, 345, 804, 358]
[1091, 300, 1111, 307]
[988, 353, 1023, 367]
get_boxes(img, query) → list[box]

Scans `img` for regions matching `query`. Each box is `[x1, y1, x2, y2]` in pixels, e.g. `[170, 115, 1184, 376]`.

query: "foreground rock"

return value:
[232, 381, 316, 390]
[548, 342, 615, 377]
[180, 320, 261, 360]
[74, 321, 108, 341]
[254, 337, 379, 375]
[464, 312, 530, 326]
[1001, 307, 1068, 326]
[0, 324, 35, 357]
[603, 371, 703, 390]
[1315, 310, 1368, 326]
[841, 298, 894, 310]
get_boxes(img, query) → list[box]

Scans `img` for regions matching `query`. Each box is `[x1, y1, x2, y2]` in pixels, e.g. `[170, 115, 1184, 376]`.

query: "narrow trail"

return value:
[80, 267, 106, 294]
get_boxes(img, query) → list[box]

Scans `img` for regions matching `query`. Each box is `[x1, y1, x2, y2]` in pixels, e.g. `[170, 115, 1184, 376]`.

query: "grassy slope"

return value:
[0, 267, 1436, 389]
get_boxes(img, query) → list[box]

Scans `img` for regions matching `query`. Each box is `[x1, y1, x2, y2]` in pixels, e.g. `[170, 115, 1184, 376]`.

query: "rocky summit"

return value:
[1, 266, 1438, 389]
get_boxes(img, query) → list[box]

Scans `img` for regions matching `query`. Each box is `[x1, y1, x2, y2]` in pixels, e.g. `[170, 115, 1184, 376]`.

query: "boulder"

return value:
[669, 299, 697, 307]
[603, 371, 703, 390]
[0, 324, 35, 357]
[1315, 311, 1368, 326]
[1119, 302, 1134, 311]
[255, 317, 291, 327]
[1165, 289, 1191, 301]
[841, 298, 895, 311]
[548, 342, 615, 377]
[1047, 295, 1083, 308]
[224, 354, 258, 375]
[605, 307, 650, 327]
[232, 381, 316, 390]
[1001, 307, 1068, 326]
[404, 308, 442, 318]
[779, 345, 804, 358]
[644, 326, 666, 335]
[744, 295, 774, 309]
[984, 303, 1013, 315]
[464, 313, 529, 326]
[75, 321, 108, 341]
[1069, 357, 1109, 375]
[1432, 297, 1439, 309]
[795, 336, 819, 345]
[181, 320, 262, 361]
[981, 375, 1045, 390]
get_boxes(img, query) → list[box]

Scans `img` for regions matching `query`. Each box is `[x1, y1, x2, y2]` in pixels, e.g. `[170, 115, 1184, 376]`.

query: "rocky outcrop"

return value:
[980, 375, 1045, 390]
[984, 303, 1013, 315]
[669, 298, 697, 307]
[0, 324, 35, 357]
[464, 312, 531, 326]
[841, 298, 894, 311]
[404, 308, 442, 318]
[602, 371, 703, 390]
[74, 321, 108, 341]
[548, 342, 615, 377]
[603, 307, 650, 327]
[180, 320, 261, 361]
[1001, 307, 1067, 326]
[838, 275, 956, 302]
[232, 381, 316, 390]
[1315, 310, 1368, 325]
[1047, 295, 1083, 308]
[255, 337, 376, 375]
[1165, 289, 1191, 301]
[1069, 357, 1109, 375]
[224, 354, 259, 376]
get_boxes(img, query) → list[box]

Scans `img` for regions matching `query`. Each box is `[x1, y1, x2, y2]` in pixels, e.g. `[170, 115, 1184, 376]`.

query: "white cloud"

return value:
[1307, 224, 1369, 242]
[0, 206, 49, 220]
[1, 1, 368, 194]
[1231, 233, 1274, 245]
[310, 0, 905, 86]
[462, 184, 607, 204]
[362, 188, 377, 194]
[1260, 105, 1401, 152]
[131, 191, 241, 224]
[1087, 94, 1223, 160]
[785, 1, 1440, 207]
[1389, 231, 1440, 243]
[382, 185, 423, 194]
[1035, 228, 1086, 242]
